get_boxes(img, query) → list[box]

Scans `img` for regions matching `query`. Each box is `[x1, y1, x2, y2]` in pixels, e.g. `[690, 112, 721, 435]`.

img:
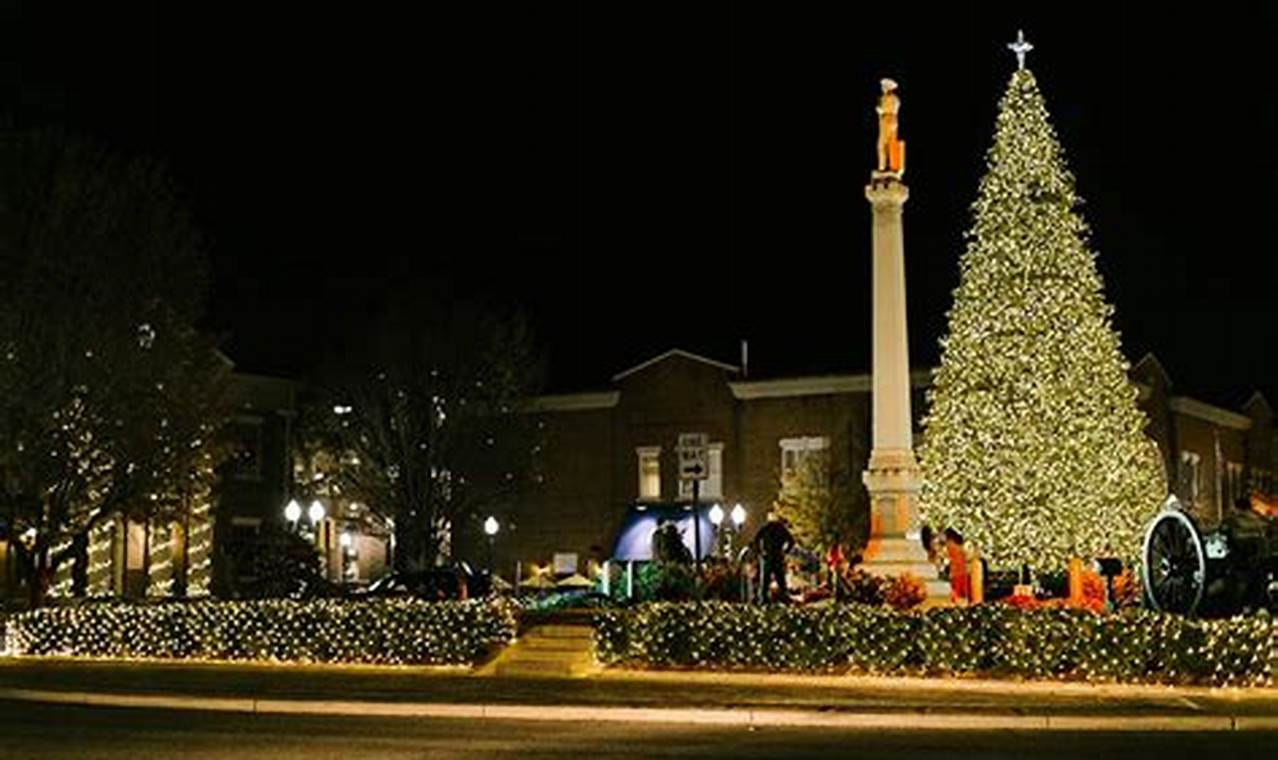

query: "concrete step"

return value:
[500, 648, 593, 665]
[494, 658, 594, 678]
[476, 623, 599, 679]
[520, 636, 593, 652]
[527, 624, 594, 640]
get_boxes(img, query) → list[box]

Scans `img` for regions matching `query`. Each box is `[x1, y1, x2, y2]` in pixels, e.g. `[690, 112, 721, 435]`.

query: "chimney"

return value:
[740, 339, 749, 378]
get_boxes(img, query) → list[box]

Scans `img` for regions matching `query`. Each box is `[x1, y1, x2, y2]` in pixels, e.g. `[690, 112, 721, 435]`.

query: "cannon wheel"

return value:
[1141, 508, 1206, 616]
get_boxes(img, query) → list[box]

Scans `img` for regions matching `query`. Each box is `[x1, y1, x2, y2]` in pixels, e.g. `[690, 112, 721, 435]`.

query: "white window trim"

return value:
[779, 436, 830, 476]
[779, 436, 830, 452]
[1227, 461, 1244, 502]
[1180, 451, 1202, 505]
[636, 446, 661, 500]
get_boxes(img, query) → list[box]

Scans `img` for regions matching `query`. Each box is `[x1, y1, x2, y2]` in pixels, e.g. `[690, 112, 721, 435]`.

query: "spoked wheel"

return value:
[1141, 508, 1206, 616]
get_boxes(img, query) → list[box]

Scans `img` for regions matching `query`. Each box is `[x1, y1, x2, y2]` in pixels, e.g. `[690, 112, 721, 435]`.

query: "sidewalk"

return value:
[1, 656, 1276, 731]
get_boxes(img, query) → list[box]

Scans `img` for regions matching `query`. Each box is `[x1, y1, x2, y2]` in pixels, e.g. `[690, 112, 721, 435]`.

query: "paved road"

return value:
[2, 701, 1276, 760]
[4, 659, 1271, 717]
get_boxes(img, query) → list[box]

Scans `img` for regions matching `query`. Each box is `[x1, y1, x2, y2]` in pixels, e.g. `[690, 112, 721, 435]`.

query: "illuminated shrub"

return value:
[594, 602, 1275, 687]
[4, 598, 516, 666]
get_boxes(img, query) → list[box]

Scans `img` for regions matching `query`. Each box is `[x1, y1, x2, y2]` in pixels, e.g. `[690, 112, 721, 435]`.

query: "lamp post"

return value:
[483, 516, 500, 577]
[729, 503, 747, 557]
[307, 500, 328, 579]
[729, 503, 748, 602]
[708, 503, 725, 556]
[339, 531, 354, 582]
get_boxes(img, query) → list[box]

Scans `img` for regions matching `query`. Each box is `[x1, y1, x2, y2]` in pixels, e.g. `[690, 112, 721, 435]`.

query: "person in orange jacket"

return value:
[944, 528, 969, 604]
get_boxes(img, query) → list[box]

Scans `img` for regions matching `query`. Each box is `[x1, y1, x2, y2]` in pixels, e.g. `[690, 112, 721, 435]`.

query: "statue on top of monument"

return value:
[876, 78, 905, 175]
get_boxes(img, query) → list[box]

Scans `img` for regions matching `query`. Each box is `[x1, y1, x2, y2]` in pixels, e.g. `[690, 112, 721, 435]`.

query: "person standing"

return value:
[944, 528, 970, 604]
[754, 511, 795, 603]
[1223, 496, 1269, 611]
[825, 540, 846, 600]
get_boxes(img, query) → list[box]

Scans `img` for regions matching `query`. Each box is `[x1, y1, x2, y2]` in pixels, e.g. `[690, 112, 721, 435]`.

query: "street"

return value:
[2, 700, 1275, 760]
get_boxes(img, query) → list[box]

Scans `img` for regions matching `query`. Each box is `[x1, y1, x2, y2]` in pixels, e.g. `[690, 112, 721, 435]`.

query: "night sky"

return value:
[6, 4, 1277, 406]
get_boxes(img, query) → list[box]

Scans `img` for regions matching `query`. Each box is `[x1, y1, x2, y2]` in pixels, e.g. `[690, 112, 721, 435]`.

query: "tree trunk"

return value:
[26, 546, 47, 608]
[393, 514, 425, 573]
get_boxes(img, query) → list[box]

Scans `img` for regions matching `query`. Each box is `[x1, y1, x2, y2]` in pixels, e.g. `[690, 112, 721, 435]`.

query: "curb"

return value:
[594, 668, 1278, 704]
[0, 688, 1272, 732]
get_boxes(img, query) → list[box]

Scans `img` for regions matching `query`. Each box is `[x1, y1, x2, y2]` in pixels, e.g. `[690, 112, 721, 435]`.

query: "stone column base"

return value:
[860, 536, 950, 599]
[862, 450, 949, 600]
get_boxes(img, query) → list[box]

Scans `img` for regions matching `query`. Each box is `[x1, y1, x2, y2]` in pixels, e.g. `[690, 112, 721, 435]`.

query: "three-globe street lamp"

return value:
[708, 504, 725, 556]
[727, 503, 747, 558]
[284, 498, 333, 578]
[284, 499, 302, 526]
[484, 516, 500, 577]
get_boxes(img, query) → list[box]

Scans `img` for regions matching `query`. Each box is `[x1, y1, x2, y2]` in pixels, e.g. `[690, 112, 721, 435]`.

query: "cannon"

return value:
[1141, 496, 1278, 616]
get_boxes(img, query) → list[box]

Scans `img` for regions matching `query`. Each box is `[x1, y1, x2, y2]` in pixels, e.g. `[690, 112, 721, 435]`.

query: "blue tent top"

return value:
[610, 502, 718, 562]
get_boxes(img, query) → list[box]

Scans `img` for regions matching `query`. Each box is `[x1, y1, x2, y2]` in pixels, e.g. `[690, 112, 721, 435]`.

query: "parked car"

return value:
[363, 563, 492, 601]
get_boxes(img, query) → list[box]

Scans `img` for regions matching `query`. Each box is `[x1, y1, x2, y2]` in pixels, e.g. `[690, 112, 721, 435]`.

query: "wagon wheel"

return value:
[1141, 509, 1206, 616]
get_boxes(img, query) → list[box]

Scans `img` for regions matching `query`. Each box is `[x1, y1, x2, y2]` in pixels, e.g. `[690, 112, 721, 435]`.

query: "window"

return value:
[1227, 462, 1244, 503]
[679, 443, 723, 501]
[780, 437, 829, 477]
[1178, 452, 1201, 506]
[636, 447, 661, 500]
[227, 417, 264, 481]
[1250, 468, 1274, 497]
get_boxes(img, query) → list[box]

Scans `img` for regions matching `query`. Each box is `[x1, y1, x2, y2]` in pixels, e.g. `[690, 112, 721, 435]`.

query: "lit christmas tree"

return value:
[919, 49, 1165, 571]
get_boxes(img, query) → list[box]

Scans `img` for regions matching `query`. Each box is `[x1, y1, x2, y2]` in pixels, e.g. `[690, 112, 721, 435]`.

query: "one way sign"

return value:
[678, 433, 709, 481]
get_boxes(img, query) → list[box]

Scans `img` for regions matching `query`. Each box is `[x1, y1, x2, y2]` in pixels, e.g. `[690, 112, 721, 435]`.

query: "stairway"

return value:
[485, 624, 596, 678]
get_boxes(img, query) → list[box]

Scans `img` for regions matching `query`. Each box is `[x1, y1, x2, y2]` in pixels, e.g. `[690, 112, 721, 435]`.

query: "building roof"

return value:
[730, 369, 933, 400]
[610, 349, 740, 382]
[530, 349, 1259, 428]
[1244, 391, 1273, 418]
[1131, 352, 1172, 386]
[1167, 396, 1252, 430]
[527, 391, 621, 412]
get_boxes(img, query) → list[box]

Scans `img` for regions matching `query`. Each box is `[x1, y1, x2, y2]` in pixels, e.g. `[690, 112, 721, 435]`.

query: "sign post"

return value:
[677, 433, 709, 578]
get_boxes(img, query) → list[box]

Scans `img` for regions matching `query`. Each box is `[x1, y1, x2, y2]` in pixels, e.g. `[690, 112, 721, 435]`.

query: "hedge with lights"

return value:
[4, 598, 516, 665]
[594, 603, 1275, 687]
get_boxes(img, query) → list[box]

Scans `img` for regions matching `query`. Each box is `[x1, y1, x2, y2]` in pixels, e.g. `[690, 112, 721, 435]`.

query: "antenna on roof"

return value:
[741, 339, 749, 378]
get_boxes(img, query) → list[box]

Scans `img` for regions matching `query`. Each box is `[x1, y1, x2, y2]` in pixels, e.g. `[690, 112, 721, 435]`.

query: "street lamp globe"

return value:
[708, 503, 725, 526]
[284, 499, 302, 523]
[308, 500, 326, 523]
[484, 516, 500, 536]
[730, 503, 747, 528]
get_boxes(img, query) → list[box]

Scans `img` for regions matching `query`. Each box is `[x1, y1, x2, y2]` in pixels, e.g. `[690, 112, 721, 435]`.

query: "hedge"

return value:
[3, 598, 516, 666]
[594, 602, 1277, 687]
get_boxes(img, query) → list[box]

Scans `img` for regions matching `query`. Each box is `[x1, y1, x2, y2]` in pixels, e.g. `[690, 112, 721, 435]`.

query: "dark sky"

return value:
[6, 3, 1277, 406]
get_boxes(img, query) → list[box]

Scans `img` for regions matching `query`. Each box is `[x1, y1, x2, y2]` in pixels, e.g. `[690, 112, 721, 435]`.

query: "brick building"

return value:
[482, 348, 1277, 575]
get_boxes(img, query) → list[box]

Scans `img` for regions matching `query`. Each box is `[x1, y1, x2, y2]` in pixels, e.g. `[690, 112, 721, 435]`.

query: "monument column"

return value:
[860, 79, 946, 597]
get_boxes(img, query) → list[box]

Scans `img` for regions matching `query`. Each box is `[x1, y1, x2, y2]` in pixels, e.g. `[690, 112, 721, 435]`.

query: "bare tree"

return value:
[0, 130, 227, 604]
[297, 296, 542, 571]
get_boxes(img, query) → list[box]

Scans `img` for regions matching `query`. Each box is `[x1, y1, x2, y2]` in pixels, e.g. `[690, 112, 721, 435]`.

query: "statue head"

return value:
[880, 78, 898, 94]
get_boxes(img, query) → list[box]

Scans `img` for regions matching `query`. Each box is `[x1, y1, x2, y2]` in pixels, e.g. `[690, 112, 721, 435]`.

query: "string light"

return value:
[5, 598, 516, 666]
[87, 520, 115, 597]
[46, 537, 74, 599]
[595, 602, 1274, 687]
[918, 67, 1165, 571]
[186, 493, 214, 597]
[146, 520, 174, 598]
